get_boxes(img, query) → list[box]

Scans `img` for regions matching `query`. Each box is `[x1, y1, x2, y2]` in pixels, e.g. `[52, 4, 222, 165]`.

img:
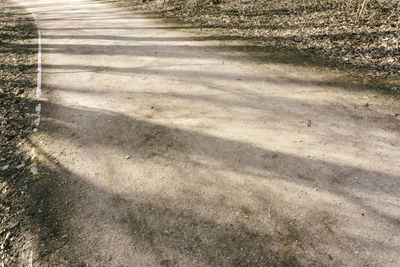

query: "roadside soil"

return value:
[6, 0, 400, 265]
[0, 1, 40, 265]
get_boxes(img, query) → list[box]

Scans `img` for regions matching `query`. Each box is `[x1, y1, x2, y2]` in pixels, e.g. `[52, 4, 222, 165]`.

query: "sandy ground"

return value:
[13, 0, 400, 265]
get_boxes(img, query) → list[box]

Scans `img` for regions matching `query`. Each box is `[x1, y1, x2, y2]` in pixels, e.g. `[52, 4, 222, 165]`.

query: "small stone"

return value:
[16, 163, 25, 169]
[125, 155, 131, 159]
[2, 165, 9, 171]
[30, 164, 38, 175]
[307, 120, 311, 127]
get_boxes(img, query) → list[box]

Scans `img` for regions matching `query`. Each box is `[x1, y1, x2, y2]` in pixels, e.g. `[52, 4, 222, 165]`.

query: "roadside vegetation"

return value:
[106, 0, 400, 92]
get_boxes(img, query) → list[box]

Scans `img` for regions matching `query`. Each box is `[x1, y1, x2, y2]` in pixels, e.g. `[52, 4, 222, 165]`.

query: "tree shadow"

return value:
[21, 143, 303, 265]
[21, 99, 400, 265]
[1, 1, 399, 94]
[40, 100, 400, 222]
[93, 0, 400, 92]
[7, 0, 400, 264]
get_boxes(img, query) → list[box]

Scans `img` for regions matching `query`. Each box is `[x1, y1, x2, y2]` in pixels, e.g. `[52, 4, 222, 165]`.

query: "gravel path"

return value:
[12, 0, 400, 265]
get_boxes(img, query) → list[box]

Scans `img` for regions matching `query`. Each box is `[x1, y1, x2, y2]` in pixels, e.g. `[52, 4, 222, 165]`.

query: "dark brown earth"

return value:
[0, 1, 38, 265]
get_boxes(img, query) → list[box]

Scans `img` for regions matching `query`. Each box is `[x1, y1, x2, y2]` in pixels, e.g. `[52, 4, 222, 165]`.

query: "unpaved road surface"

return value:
[14, 0, 400, 265]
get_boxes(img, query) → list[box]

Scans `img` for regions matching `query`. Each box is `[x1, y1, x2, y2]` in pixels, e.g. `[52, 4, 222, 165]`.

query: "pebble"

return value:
[16, 163, 25, 169]
[1, 165, 9, 171]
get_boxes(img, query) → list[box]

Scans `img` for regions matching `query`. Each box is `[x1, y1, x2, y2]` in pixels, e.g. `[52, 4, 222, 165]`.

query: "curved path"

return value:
[15, 0, 400, 265]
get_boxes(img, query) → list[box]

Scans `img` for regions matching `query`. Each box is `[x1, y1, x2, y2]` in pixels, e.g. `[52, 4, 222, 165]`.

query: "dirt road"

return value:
[14, 0, 400, 265]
